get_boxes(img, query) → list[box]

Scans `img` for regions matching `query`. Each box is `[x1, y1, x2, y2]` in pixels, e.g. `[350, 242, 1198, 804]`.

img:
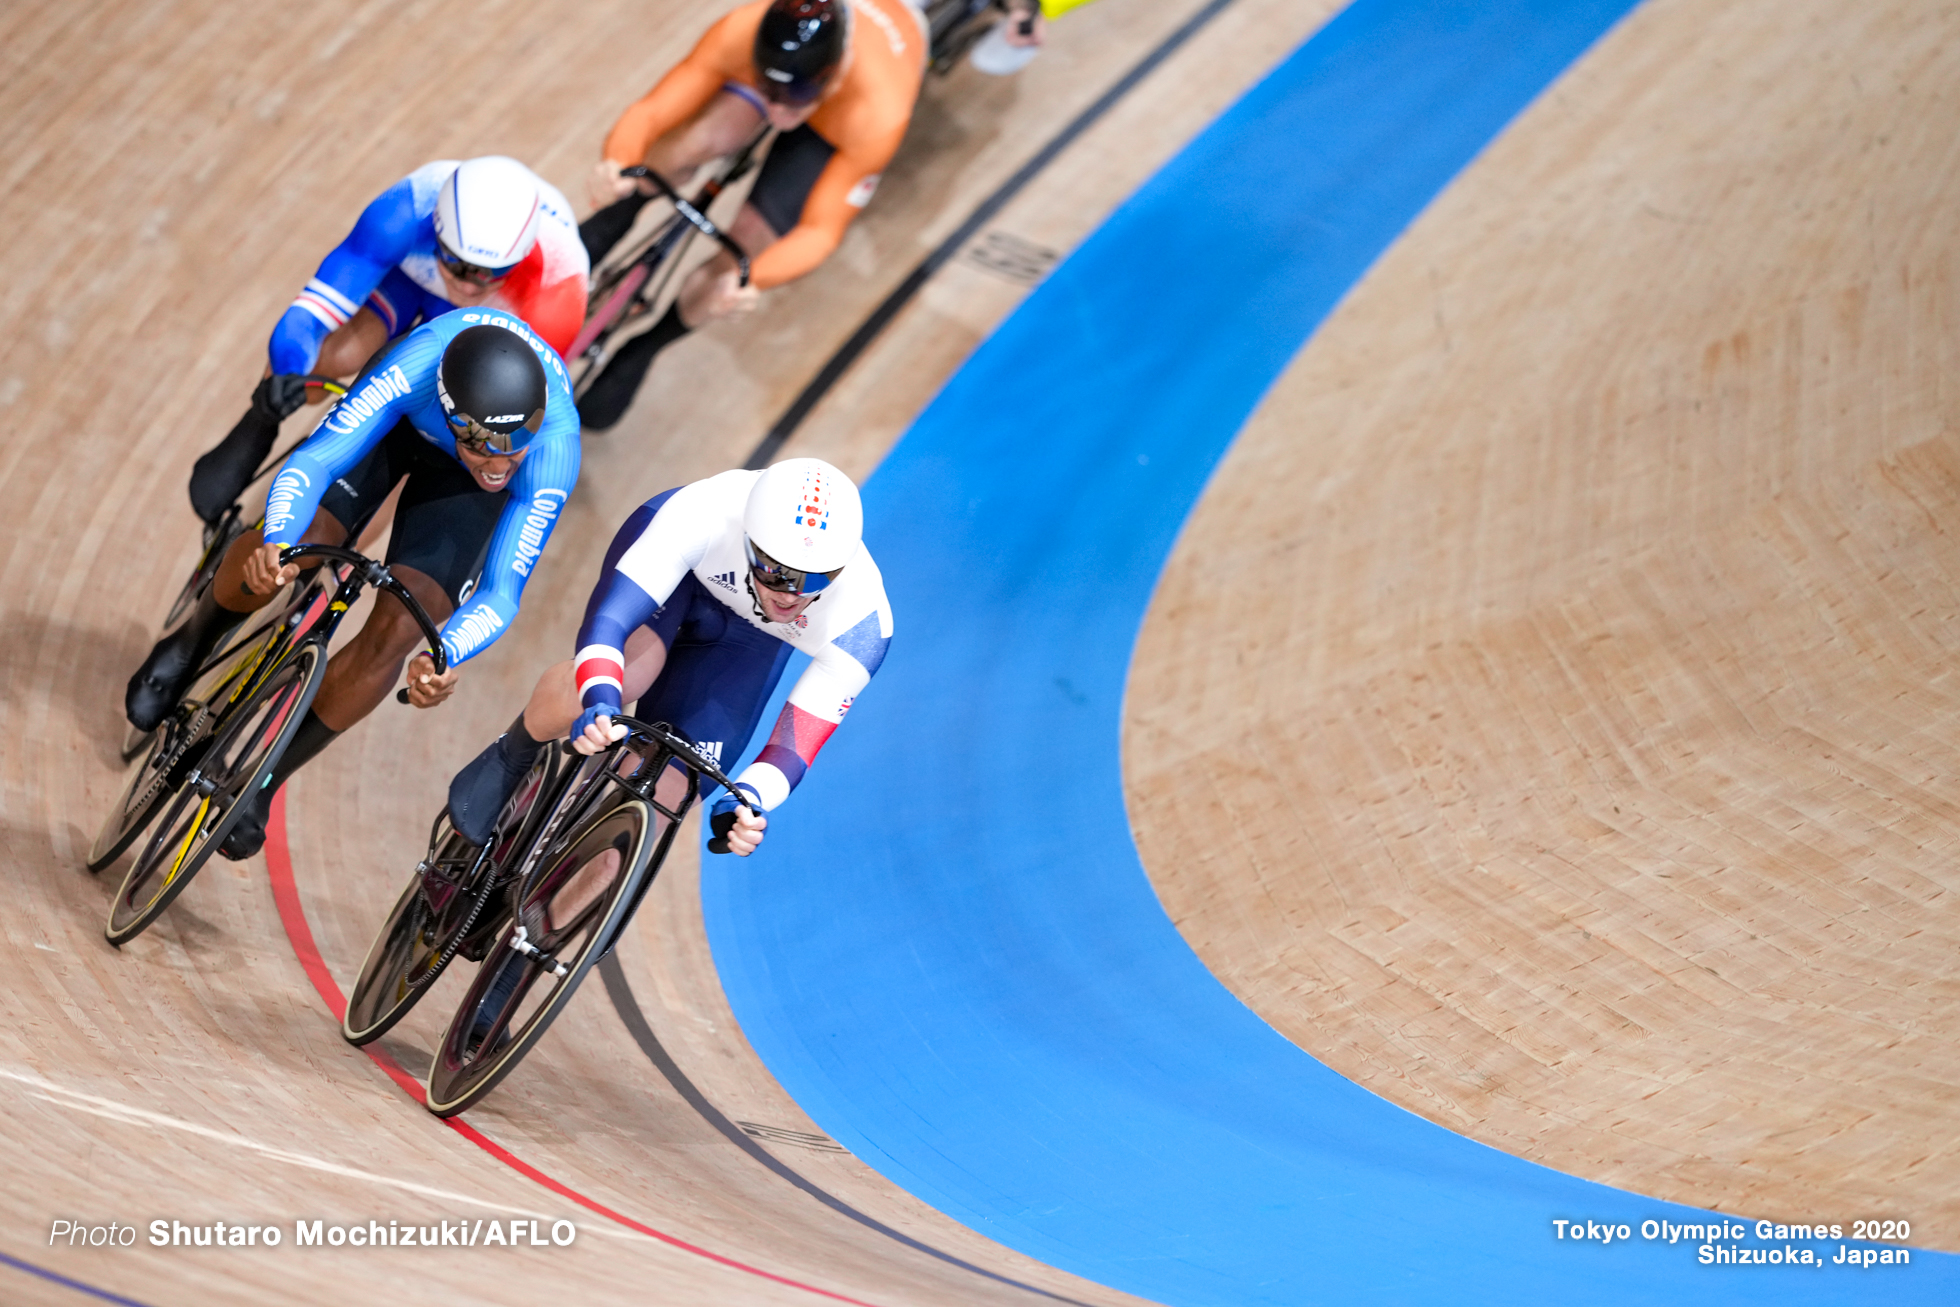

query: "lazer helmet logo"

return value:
[485, 413, 524, 423]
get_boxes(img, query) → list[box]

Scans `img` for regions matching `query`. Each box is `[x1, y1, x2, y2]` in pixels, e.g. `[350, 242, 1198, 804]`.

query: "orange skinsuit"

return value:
[602, 0, 924, 291]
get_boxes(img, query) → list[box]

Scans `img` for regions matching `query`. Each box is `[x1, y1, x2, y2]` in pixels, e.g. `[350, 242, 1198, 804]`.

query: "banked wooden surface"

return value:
[0, 0, 1333, 1302]
[1128, 0, 1960, 1250]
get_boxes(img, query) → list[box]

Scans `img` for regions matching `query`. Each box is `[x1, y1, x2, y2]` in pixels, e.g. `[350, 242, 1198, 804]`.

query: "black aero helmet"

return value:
[438, 324, 548, 455]
[753, 0, 847, 106]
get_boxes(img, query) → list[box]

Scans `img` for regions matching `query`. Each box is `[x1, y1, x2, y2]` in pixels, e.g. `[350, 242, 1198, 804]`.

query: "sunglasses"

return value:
[446, 410, 537, 457]
[745, 539, 841, 595]
[436, 246, 512, 287]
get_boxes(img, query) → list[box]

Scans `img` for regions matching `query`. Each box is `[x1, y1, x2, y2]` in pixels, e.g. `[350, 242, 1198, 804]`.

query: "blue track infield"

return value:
[701, 0, 1960, 1302]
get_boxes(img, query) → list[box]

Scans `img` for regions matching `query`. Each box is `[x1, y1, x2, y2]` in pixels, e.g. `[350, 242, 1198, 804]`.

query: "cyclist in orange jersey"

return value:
[577, 0, 924, 428]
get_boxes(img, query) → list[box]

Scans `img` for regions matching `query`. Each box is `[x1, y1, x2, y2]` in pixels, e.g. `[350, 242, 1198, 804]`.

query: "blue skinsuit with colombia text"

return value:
[261, 307, 581, 666]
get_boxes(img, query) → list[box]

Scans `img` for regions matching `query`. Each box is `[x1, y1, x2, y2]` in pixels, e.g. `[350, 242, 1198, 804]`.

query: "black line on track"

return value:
[598, 956, 1098, 1307]
[743, 0, 1242, 469]
[623, 4, 1246, 1297]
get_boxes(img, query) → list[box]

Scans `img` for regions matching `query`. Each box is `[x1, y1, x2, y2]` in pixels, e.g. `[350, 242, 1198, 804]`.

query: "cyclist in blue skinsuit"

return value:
[187, 157, 588, 524]
[128, 307, 582, 859]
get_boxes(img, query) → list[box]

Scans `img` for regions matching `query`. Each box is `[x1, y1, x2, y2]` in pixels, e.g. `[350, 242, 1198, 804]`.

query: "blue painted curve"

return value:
[703, 0, 1960, 1302]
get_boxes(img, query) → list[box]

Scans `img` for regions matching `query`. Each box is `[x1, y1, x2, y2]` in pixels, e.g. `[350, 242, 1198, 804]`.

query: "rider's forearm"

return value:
[740, 702, 842, 810]
[572, 569, 660, 715]
[262, 450, 334, 546]
[750, 224, 843, 290]
[752, 151, 891, 288]
[268, 302, 336, 376]
[438, 589, 521, 668]
[603, 58, 727, 167]
[270, 194, 403, 374]
[440, 476, 577, 670]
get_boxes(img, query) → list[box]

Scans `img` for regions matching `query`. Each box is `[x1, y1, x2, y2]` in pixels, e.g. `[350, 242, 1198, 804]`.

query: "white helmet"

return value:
[743, 458, 862, 592]
[434, 156, 543, 273]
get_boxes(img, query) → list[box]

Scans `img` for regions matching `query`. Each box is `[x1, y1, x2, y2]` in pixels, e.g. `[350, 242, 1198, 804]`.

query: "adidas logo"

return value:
[697, 741, 722, 764]
[710, 570, 737, 591]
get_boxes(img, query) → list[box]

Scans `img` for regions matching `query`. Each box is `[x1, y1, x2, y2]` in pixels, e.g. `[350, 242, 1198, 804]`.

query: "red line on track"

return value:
[262, 790, 882, 1307]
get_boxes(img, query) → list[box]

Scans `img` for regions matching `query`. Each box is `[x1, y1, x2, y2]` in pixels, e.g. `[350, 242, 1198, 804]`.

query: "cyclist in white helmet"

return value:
[444, 457, 894, 855]
[187, 156, 589, 523]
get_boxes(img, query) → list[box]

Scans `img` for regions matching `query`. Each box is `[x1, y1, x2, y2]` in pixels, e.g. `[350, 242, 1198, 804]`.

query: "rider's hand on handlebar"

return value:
[403, 652, 460, 709]
[254, 373, 313, 420]
[1003, 0, 1046, 46]
[696, 268, 760, 323]
[710, 804, 767, 857]
[588, 159, 643, 211]
[241, 542, 300, 597]
[572, 712, 631, 756]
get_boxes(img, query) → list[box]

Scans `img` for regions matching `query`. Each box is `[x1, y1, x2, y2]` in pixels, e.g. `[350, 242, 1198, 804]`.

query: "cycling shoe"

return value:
[446, 739, 532, 848]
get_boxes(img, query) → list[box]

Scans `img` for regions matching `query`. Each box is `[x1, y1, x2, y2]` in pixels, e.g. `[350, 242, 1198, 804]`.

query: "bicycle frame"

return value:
[510, 716, 750, 956]
[97, 542, 450, 942]
[568, 131, 769, 376]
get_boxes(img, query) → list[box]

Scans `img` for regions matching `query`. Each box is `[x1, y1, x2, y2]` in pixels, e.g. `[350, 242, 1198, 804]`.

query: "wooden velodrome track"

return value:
[1, 1, 1952, 1306]
[1, 0, 1331, 1303]
[1130, 0, 1960, 1251]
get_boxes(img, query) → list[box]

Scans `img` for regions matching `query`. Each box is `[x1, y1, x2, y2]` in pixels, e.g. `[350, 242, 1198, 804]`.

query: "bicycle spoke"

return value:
[106, 643, 324, 945]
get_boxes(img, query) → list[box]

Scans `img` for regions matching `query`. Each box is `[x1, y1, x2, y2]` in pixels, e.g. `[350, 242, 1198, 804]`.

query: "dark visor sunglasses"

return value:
[436, 245, 513, 287]
[446, 410, 539, 456]
[745, 538, 841, 595]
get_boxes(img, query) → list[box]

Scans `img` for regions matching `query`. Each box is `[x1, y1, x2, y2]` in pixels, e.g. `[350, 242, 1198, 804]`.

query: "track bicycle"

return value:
[121, 376, 347, 761]
[342, 713, 751, 1118]
[568, 140, 762, 400]
[89, 543, 446, 947]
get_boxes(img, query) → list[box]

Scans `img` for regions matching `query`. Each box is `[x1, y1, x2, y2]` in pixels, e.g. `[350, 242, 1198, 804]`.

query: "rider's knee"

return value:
[300, 507, 350, 546]
[730, 202, 781, 254]
[359, 594, 433, 658]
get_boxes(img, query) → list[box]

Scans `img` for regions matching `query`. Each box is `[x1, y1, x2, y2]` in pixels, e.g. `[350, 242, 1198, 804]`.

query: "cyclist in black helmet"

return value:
[577, 0, 925, 430]
[122, 310, 583, 860]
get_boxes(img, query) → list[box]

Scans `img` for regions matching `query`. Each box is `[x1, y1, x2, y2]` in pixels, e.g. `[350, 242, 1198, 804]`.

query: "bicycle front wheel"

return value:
[343, 815, 500, 1046]
[424, 795, 658, 1117]
[105, 641, 325, 946]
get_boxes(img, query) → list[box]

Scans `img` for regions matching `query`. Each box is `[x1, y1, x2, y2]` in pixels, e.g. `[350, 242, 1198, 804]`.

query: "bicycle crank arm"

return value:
[507, 925, 569, 977]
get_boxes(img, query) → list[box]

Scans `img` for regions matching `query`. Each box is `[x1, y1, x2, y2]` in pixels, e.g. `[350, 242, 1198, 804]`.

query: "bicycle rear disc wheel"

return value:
[424, 796, 656, 1117]
[343, 815, 500, 1045]
[105, 642, 325, 946]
